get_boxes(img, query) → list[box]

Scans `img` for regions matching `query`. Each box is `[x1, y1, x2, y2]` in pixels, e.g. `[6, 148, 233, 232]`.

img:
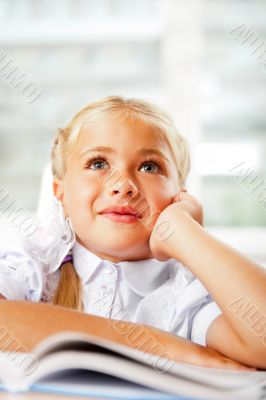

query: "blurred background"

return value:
[0, 0, 265, 266]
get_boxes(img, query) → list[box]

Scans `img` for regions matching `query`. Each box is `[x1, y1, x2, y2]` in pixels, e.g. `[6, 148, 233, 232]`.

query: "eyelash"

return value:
[84, 153, 163, 173]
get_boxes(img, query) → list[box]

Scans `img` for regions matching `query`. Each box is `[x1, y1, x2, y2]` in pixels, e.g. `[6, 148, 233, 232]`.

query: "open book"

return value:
[0, 331, 265, 400]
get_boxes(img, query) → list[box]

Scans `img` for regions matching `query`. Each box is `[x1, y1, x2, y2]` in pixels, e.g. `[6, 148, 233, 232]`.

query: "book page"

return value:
[31, 331, 266, 390]
[12, 351, 266, 400]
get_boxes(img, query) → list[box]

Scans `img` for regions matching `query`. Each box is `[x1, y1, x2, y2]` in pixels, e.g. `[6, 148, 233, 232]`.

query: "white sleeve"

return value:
[190, 296, 222, 346]
[0, 229, 44, 301]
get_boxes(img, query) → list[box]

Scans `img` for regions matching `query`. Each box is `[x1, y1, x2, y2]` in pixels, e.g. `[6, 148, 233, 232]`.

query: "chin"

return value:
[99, 240, 140, 254]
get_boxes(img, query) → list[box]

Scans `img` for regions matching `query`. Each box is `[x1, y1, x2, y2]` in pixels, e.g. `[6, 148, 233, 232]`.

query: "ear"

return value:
[53, 179, 69, 217]
[53, 178, 64, 202]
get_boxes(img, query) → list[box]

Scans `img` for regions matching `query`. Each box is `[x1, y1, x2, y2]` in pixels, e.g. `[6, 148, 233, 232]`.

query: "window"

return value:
[0, 0, 265, 265]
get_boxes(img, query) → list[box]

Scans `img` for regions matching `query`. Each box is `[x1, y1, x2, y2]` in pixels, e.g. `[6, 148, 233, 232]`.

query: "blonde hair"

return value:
[51, 95, 191, 311]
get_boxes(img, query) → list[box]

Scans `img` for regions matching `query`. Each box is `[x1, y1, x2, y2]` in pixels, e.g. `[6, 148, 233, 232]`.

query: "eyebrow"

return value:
[79, 146, 170, 163]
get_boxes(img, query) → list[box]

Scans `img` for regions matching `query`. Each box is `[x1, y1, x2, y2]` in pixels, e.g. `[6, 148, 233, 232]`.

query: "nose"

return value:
[108, 177, 139, 200]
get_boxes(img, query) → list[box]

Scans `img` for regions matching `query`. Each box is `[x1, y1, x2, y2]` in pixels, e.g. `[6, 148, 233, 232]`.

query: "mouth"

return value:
[99, 205, 142, 224]
[100, 212, 139, 224]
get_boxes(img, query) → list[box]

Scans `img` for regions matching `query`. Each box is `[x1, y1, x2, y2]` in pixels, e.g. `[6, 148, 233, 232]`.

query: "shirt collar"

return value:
[72, 240, 175, 297]
[72, 241, 103, 285]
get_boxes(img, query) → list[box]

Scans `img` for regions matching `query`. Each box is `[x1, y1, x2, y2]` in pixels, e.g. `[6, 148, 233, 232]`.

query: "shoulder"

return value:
[0, 198, 75, 301]
[0, 228, 45, 300]
[0, 196, 76, 275]
[0, 228, 35, 263]
[133, 258, 215, 333]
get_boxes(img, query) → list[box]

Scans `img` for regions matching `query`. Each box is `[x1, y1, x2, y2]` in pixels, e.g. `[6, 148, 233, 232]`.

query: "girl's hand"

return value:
[171, 187, 203, 226]
[149, 188, 203, 261]
[186, 343, 256, 371]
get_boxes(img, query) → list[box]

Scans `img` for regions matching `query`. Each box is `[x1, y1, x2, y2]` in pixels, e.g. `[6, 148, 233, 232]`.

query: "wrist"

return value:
[160, 211, 199, 260]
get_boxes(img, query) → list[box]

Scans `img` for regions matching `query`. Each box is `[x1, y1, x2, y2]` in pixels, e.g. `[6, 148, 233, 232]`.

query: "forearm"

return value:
[0, 299, 197, 357]
[0, 300, 254, 370]
[166, 211, 266, 353]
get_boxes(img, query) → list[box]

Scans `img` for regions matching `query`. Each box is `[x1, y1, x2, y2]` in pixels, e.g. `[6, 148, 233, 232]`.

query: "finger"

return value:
[172, 186, 189, 203]
[172, 193, 181, 203]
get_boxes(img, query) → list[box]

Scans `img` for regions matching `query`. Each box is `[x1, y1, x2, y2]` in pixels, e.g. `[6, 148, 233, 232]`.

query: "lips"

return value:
[99, 205, 142, 218]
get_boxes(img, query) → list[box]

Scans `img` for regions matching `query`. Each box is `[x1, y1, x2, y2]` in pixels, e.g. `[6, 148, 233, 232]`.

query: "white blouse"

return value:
[0, 228, 222, 347]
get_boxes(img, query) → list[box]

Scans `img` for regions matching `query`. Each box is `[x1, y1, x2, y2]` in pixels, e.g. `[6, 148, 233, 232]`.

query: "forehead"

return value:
[74, 115, 171, 154]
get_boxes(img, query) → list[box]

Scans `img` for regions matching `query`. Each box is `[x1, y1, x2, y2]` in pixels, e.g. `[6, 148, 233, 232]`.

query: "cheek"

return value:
[63, 175, 100, 216]
[138, 181, 175, 230]
[146, 180, 175, 211]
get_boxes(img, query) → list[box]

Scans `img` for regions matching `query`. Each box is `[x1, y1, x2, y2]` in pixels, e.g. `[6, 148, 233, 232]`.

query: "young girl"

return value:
[0, 96, 265, 371]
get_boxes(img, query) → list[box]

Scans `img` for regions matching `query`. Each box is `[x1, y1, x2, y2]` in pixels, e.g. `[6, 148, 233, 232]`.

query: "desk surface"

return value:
[0, 393, 106, 399]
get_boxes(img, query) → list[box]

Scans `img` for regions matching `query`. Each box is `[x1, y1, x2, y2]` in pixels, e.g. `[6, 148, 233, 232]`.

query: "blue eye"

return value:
[85, 156, 108, 170]
[92, 160, 107, 169]
[140, 161, 160, 173]
[85, 154, 162, 173]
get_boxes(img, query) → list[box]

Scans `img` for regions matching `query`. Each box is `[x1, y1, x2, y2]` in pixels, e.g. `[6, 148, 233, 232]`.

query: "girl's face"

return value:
[54, 115, 180, 262]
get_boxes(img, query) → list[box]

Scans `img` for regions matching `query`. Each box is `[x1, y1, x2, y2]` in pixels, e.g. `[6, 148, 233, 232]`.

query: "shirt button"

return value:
[100, 285, 113, 294]
[103, 264, 114, 274]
